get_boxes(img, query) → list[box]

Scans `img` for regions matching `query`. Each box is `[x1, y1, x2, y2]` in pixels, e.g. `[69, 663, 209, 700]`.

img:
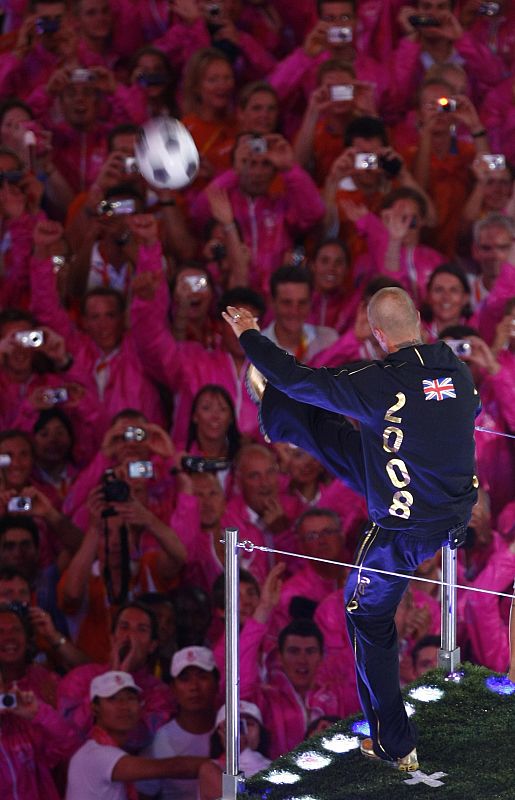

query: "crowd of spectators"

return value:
[0, 0, 514, 796]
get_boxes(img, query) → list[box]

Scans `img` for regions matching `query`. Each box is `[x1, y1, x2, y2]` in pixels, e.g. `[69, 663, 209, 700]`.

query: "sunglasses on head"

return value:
[0, 170, 23, 186]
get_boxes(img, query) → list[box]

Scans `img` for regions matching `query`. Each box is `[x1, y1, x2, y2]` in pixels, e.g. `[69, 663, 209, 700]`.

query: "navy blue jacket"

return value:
[241, 331, 480, 536]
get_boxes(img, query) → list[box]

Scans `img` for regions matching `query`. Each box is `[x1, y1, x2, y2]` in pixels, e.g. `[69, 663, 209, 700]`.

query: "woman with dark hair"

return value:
[421, 263, 472, 340]
[307, 238, 358, 333]
[185, 383, 241, 462]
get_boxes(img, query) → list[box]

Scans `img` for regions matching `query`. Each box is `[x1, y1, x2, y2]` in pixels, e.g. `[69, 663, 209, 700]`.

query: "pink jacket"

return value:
[190, 166, 325, 297]
[355, 212, 445, 304]
[0, 699, 80, 800]
[307, 290, 360, 335]
[239, 616, 342, 758]
[314, 589, 361, 717]
[30, 250, 166, 448]
[0, 212, 43, 310]
[480, 77, 515, 168]
[273, 563, 344, 635]
[474, 351, 515, 522]
[130, 259, 260, 446]
[465, 7, 515, 72]
[461, 532, 515, 672]
[0, 45, 60, 100]
[471, 261, 515, 346]
[58, 663, 173, 753]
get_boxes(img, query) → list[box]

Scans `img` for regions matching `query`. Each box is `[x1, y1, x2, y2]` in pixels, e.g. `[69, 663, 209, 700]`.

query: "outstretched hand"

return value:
[221, 306, 260, 338]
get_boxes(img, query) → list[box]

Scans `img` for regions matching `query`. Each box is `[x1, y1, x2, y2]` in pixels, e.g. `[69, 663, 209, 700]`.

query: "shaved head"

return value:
[367, 288, 421, 351]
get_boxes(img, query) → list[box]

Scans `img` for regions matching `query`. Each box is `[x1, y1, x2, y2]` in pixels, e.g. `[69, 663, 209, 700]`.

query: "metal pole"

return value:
[438, 545, 461, 672]
[221, 527, 245, 800]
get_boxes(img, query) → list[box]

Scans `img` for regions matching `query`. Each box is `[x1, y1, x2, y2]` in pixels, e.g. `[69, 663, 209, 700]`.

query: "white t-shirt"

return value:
[138, 718, 212, 800]
[66, 740, 128, 800]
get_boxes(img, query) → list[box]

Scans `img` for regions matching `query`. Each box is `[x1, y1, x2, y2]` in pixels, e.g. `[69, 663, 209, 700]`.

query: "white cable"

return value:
[474, 426, 515, 440]
[234, 540, 515, 601]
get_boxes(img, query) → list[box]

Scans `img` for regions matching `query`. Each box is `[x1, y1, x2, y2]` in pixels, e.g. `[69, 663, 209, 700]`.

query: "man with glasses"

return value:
[272, 507, 348, 632]
[470, 213, 515, 310]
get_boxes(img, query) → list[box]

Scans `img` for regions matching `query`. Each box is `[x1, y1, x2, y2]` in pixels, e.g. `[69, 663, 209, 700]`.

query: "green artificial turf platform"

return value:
[245, 665, 514, 800]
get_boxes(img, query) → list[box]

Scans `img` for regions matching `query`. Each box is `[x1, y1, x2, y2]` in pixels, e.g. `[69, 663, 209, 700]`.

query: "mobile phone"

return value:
[71, 68, 93, 83]
[250, 136, 267, 154]
[330, 84, 354, 102]
[14, 330, 44, 348]
[354, 152, 378, 170]
[437, 97, 457, 113]
[183, 275, 208, 292]
[128, 460, 154, 479]
[0, 454, 11, 467]
[408, 14, 440, 27]
[327, 26, 353, 44]
[206, 2, 221, 17]
[7, 496, 32, 513]
[124, 426, 146, 442]
[481, 154, 506, 171]
[446, 339, 472, 358]
[42, 387, 68, 405]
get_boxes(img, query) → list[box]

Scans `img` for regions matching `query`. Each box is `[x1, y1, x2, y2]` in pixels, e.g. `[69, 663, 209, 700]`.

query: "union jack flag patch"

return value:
[423, 377, 456, 401]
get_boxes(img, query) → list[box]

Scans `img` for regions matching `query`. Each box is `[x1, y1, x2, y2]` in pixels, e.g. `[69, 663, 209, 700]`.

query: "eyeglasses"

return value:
[302, 527, 340, 542]
[0, 170, 23, 187]
[1, 539, 35, 551]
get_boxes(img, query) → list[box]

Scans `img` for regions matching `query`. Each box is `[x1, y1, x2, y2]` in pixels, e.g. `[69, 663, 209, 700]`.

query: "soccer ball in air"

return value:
[135, 118, 199, 190]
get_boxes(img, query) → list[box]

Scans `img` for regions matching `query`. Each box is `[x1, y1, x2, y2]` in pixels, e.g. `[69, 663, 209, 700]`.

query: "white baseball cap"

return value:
[170, 646, 216, 678]
[215, 701, 263, 728]
[90, 671, 142, 700]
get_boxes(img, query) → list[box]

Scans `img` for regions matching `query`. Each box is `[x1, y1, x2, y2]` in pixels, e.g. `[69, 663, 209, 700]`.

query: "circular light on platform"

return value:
[265, 770, 301, 784]
[295, 751, 332, 770]
[351, 720, 370, 737]
[408, 685, 445, 702]
[322, 734, 360, 754]
[485, 676, 515, 696]
[444, 671, 464, 683]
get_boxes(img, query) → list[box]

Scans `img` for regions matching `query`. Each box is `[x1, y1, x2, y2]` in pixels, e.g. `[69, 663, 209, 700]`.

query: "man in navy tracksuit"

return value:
[223, 287, 479, 770]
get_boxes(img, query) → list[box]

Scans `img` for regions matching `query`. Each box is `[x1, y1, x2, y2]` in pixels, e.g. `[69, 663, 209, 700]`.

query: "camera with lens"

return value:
[408, 14, 440, 27]
[250, 136, 267, 154]
[0, 693, 17, 710]
[446, 339, 472, 359]
[124, 157, 139, 175]
[327, 26, 353, 43]
[330, 84, 353, 102]
[0, 454, 11, 468]
[478, 2, 500, 15]
[102, 470, 130, 506]
[180, 455, 230, 473]
[14, 330, 44, 348]
[123, 426, 146, 442]
[481, 154, 506, 171]
[136, 72, 167, 87]
[354, 152, 378, 170]
[7, 496, 32, 513]
[378, 154, 402, 178]
[437, 97, 457, 113]
[96, 199, 136, 217]
[128, 460, 154, 480]
[184, 275, 208, 292]
[42, 387, 68, 405]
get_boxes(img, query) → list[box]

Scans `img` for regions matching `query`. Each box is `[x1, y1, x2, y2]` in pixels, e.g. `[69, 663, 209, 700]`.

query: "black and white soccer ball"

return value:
[135, 118, 199, 190]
